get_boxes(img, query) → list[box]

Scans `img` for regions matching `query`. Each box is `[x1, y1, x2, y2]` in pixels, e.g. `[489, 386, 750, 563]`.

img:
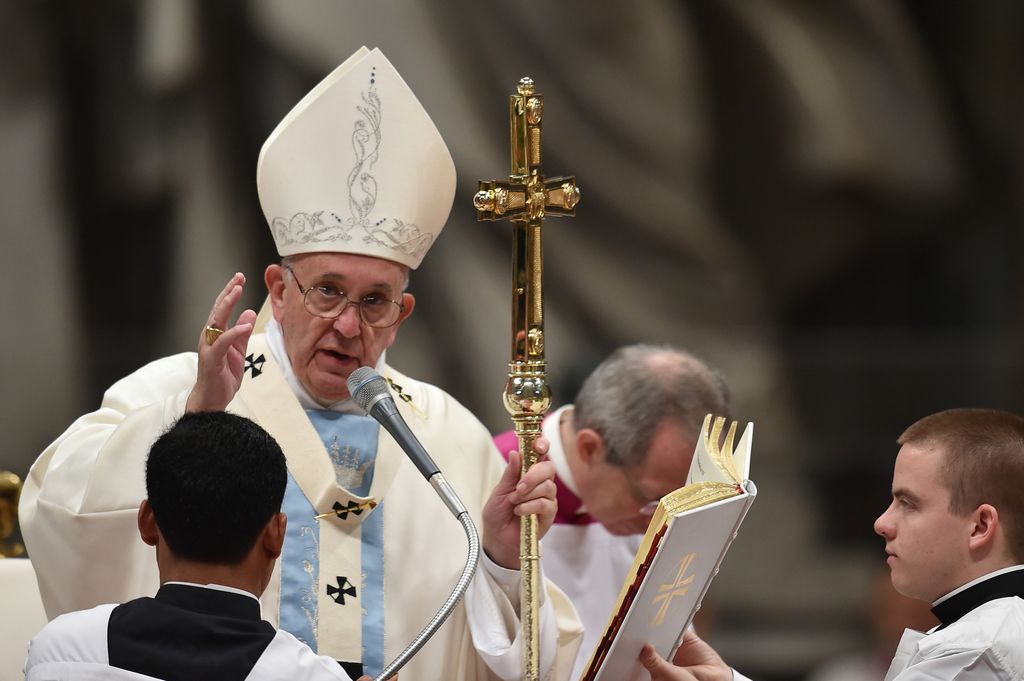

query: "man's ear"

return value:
[968, 503, 1001, 553]
[262, 512, 287, 560]
[398, 292, 416, 324]
[137, 500, 159, 547]
[265, 264, 287, 322]
[382, 292, 416, 350]
[575, 428, 607, 467]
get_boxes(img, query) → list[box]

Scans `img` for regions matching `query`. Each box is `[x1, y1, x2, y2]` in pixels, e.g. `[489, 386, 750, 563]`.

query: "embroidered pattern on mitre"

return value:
[259, 48, 452, 269]
[271, 74, 434, 262]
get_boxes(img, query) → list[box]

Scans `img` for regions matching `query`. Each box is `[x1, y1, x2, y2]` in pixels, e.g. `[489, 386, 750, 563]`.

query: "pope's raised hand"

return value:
[186, 273, 257, 413]
[481, 436, 557, 570]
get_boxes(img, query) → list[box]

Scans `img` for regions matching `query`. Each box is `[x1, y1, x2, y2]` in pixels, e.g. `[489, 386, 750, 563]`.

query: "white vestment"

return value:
[25, 586, 354, 681]
[884, 596, 1024, 680]
[20, 332, 583, 681]
[543, 524, 641, 681]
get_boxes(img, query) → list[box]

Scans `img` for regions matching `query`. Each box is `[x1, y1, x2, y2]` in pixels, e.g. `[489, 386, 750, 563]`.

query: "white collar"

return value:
[162, 581, 262, 614]
[544, 405, 581, 498]
[932, 564, 1024, 606]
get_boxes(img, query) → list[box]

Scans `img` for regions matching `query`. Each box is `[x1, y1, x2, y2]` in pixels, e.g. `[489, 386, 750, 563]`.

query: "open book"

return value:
[579, 415, 756, 681]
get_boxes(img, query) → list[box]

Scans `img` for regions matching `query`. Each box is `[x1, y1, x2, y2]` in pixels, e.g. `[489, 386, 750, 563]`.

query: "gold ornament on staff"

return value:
[474, 77, 581, 681]
[0, 471, 26, 558]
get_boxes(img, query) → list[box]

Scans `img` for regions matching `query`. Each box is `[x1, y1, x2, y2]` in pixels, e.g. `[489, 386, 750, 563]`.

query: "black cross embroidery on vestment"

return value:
[332, 500, 366, 520]
[327, 576, 357, 605]
[245, 353, 266, 378]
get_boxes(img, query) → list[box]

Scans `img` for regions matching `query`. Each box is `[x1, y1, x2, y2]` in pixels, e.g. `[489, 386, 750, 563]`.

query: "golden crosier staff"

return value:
[0, 470, 25, 558]
[474, 77, 581, 681]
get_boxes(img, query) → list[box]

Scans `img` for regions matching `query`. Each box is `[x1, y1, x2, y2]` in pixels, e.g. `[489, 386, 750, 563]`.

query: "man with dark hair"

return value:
[640, 408, 1024, 681]
[24, 412, 360, 681]
[144, 411, 288, 565]
[494, 344, 730, 680]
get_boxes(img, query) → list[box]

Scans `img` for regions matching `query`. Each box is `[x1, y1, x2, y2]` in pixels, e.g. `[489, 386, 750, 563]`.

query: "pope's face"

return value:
[266, 253, 414, 404]
[874, 442, 973, 603]
[577, 419, 696, 536]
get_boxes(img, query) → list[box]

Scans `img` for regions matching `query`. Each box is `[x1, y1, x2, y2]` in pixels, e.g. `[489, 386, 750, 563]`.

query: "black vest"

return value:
[108, 584, 276, 681]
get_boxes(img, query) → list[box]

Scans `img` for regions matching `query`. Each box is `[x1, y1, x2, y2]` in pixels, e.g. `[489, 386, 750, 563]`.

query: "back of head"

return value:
[146, 412, 287, 564]
[899, 408, 1024, 562]
[573, 344, 730, 467]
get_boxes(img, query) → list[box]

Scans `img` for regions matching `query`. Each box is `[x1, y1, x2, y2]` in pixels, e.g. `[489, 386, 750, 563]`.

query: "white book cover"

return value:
[581, 416, 756, 681]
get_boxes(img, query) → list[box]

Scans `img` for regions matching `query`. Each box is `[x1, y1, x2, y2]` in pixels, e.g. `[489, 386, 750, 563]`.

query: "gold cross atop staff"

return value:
[474, 77, 580, 681]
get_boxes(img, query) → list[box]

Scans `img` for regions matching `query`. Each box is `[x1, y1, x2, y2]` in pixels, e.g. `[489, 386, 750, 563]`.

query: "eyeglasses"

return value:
[620, 465, 662, 517]
[285, 265, 405, 328]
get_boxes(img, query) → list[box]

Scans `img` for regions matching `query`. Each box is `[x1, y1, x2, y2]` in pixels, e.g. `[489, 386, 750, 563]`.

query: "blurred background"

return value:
[1, 1, 1022, 679]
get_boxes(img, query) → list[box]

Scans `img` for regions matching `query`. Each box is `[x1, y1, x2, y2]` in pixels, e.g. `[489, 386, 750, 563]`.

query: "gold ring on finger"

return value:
[205, 325, 225, 345]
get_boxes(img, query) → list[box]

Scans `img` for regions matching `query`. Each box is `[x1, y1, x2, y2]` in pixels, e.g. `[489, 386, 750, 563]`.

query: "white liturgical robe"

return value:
[25, 584, 354, 681]
[21, 327, 583, 681]
[884, 567, 1024, 681]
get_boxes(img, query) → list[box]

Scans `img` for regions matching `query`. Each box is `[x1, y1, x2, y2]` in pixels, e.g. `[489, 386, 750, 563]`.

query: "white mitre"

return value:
[256, 46, 455, 269]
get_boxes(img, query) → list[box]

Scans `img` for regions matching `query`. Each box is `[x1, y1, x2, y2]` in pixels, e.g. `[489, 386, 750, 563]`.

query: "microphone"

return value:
[347, 366, 480, 681]
[348, 367, 464, 517]
[348, 366, 441, 479]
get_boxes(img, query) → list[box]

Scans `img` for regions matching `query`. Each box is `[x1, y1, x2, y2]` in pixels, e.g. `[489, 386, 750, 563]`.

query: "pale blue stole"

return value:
[279, 410, 386, 676]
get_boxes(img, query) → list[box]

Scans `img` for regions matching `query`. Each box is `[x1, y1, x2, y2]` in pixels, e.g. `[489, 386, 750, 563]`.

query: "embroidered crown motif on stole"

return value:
[329, 437, 374, 490]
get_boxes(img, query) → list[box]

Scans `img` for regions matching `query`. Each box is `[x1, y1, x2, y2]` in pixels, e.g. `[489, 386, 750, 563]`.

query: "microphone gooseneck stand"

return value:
[348, 367, 482, 681]
[376, 491, 479, 681]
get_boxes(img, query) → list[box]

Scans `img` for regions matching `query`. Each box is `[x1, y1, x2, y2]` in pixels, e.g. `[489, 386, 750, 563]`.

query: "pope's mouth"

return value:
[316, 349, 358, 370]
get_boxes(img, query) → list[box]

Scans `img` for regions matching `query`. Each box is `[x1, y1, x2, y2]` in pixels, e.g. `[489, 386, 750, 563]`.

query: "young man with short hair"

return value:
[641, 408, 1024, 681]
